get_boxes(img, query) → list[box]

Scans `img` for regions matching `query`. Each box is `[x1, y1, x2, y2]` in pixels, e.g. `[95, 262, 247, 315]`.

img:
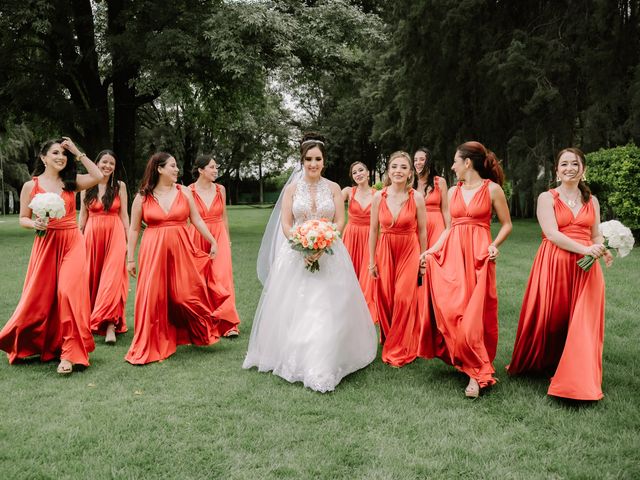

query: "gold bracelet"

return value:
[76, 153, 87, 161]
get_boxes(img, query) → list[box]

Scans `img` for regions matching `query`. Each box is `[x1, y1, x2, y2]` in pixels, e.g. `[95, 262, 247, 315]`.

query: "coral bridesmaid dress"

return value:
[507, 190, 605, 400]
[125, 186, 228, 365]
[189, 183, 240, 335]
[0, 177, 94, 366]
[84, 194, 128, 336]
[375, 188, 421, 366]
[342, 187, 376, 322]
[418, 176, 448, 359]
[425, 180, 497, 387]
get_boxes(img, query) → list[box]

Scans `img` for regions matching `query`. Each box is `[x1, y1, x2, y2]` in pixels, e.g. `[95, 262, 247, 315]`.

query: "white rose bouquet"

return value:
[577, 220, 635, 271]
[28, 192, 67, 237]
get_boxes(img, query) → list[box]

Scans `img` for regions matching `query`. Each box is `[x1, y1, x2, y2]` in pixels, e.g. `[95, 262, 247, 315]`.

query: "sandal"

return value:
[223, 328, 239, 338]
[465, 378, 480, 399]
[105, 325, 117, 344]
[57, 360, 73, 375]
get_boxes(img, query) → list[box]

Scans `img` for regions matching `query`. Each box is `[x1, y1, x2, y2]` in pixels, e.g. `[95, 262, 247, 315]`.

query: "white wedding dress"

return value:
[243, 177, 378, 392]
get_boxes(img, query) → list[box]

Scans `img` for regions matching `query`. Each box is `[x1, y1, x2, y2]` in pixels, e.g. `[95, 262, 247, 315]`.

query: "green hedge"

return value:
[586, 144, 640, 232]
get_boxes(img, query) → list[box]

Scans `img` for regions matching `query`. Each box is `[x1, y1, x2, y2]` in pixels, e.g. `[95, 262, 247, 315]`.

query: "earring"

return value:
[582, 172, 587, 182]
[556, 175, 561, 182]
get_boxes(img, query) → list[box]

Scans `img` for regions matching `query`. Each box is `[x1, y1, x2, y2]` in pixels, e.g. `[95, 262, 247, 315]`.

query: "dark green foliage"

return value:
[587, 144, 640, 231]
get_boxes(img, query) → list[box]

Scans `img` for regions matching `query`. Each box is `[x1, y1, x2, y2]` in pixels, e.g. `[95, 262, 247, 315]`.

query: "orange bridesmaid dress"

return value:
[84, 194, 128, 336]
[342, 187, 376, 322]
[188, 183, 240, 336]
[0, 177, 95, 366]
[125, 186, 228, 365]
[425, 180, 497, 387]
[418, 176, 447, 359]
[375, 188, 421, 366]
[507, 190, 605, 400]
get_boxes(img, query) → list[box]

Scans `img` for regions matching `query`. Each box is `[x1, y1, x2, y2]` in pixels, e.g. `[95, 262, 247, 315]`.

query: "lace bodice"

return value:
[292, 178, 335, 225]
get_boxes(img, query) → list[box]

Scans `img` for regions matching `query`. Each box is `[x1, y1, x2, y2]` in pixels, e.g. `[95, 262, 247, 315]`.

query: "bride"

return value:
[243, 133, 378, 392]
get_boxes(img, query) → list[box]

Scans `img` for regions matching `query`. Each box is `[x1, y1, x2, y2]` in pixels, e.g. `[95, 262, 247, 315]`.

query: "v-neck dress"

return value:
[342, 187, 376, 322]
[189, 183, 240, 335]
[84, 192, 128, 336]
[424, 180, 498, 387]
[508, 189, 606, 400]
[0, 177, 95, 366]
[374, 187, 421, 367]
[125, 185, 229, 365]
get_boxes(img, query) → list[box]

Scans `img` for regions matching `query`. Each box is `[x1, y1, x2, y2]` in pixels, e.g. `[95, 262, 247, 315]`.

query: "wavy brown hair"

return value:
[456, 141, 505, 186]
[84, 150, 121, 211]
[32, 139, 77, 191]
[413, 147, 435, 192]
[138, 152, 173, 197]
[383, 151, 414, 191]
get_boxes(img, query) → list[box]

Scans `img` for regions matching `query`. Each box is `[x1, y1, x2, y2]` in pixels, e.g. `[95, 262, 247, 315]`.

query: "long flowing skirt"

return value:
[243, 240, 378, 392]
[0, 229, 94, 365]
[342, 222, 376, 322]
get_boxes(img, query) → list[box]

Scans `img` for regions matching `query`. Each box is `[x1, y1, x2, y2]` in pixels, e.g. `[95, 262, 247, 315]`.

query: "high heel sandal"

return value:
[57, 360, 73, 375]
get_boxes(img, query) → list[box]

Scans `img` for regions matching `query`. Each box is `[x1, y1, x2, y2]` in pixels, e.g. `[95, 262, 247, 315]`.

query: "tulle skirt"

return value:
[243, 240, 378, 392]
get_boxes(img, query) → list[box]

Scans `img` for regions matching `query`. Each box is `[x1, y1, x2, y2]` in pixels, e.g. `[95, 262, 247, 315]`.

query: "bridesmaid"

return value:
[125, 152, 229, 365]
[421, 141, 512, 398]
[189, 154, 240, 337]
[341, 161, 377, 322]
[0, 138, 103, 374]
[507, 148, 611, 401]
[369, 151, 427, 367]
[413, 147, 450, 359]
[79, 150, 129, 344]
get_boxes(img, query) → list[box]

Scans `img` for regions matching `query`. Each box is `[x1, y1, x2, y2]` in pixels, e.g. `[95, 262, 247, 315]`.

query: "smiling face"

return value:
[41, 143, 67, 173]
[556, 151, 584, 184]
[158, 156, 179, 183]
[97, 154, 116, 179]
[351, 162, 369, 185]
[199, 159, 218, 182]
[303, 146, 324, 179]
[451, 150, 470, 181]
[413, 151, 427, 175]
[388, 155, 412, 186]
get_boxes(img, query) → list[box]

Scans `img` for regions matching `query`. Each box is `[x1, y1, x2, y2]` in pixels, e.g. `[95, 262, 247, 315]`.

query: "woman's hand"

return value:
[209, 243, 218, 259]
[488, 244, 499, 261]
[603, 250, 614, 267]
[585, 243, 606, 258]
[33, 216, 48, 232]
[368, 263, 378, 279]
[60, 137, 83, 158]
[127, 260, 137, 278]
[304, 251, 323, 266]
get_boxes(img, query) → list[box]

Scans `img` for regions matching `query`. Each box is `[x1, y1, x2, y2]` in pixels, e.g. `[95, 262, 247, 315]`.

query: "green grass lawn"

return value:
[0, 210, 638, 479]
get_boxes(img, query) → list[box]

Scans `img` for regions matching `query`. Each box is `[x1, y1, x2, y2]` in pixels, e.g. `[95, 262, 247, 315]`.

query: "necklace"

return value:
[560, 188, 580, 208]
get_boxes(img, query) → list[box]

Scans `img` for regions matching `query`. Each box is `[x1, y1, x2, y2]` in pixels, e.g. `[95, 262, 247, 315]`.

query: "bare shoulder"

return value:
[180, 185, 194, 200]
[438, 177, 448, 189]
[216, 183, 226, 194]
[413, 188, 425, 203]
[341, 186, 351, 196]
[590, 194, 599, 206]
[284, 181, 298, 196]
[537, 190, 553, 202]
[21, 180, 35, 195]
[325, 179, 341, 194]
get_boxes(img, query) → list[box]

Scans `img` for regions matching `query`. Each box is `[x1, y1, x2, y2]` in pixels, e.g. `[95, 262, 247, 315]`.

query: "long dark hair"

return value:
[32, 139, 77, 191]
[348, 161, 368, 185]
[84, 150, 121, 211]
[191, 154, 216, 178]
[413, 147, 436, 192]
[555, 147, 591, 204]
[456, 141, 505, 186]
[139, 152, 173, 197]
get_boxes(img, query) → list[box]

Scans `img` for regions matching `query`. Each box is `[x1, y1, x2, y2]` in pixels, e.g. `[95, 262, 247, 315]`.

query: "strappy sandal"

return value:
[465, 378, 480, 399]
[57, 360, 73, 375]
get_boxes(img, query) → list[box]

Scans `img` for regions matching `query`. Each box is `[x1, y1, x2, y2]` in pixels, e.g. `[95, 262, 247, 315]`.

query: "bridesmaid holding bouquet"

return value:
[341, 161, 377, 322]
[0, 138, 103, 374]
[125, 152, 228, 365]
[79, 150, 129, 344]
[507, 148, 611, 401]
[189, 154, 240, 337]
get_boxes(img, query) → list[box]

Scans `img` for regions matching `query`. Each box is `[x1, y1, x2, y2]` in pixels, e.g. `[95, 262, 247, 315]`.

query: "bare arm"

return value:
[79, 190, 88, 232]
[118, 181, 130, 239]
[368, 192, 382, 278]
[340, 186, 350, 234]
[414, 191, 427, 252]
[422, 185, 455, 257]
[591, 196, 613, 266]
[219, 184, 230, 238]
[439, 177, 451, 229]
[126, 194, 143, 278]
[18, 181, 44, 231]
[184, 188, 218, 257]
[280, 183, 296, 237]
[488, 183, 512, 259]
[60, 138, 103, 191]
[331, 182, 345, 232]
